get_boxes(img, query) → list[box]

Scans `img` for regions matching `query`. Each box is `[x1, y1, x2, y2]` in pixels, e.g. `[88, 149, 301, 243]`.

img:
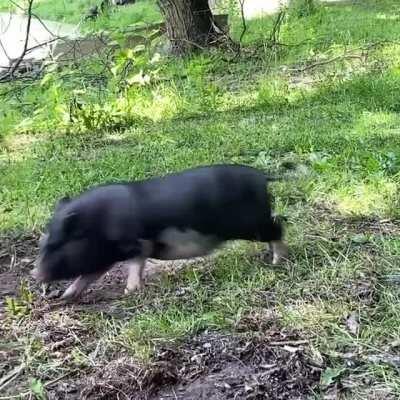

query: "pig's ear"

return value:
[61, 211, 81, 237]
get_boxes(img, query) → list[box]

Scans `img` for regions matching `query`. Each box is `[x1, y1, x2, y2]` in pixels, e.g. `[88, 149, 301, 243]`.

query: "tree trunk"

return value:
[157, 0, 219, 55]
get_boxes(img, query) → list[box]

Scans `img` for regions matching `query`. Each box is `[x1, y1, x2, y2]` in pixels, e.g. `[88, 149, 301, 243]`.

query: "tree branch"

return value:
[238, 0, 247, 45]
[269, 9, 285, 46]
[0, 0, 34, 82]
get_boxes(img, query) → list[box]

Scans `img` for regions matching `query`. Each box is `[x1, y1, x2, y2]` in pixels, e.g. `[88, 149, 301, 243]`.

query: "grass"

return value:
[1, 0, 400, 398]
[0, 0, 161, 29]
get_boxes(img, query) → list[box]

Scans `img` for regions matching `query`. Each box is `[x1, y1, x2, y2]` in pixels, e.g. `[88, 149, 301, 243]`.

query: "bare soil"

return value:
[79, 331, 321, 400]
[0, 232, 209, 316]
[2, 215, 398, 399]
[0, 232, 322, 399]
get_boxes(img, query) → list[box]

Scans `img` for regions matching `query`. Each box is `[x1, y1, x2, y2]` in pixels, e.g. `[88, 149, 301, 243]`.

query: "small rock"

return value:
[244, 383, 253, 393]
[346, 311, 360, 336]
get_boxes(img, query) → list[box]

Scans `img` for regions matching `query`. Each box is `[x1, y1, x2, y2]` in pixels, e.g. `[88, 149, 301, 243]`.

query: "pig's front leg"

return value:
[269, 240, 289, 265]
[61, 272, 103, 301]
[125, 257, 146, 294]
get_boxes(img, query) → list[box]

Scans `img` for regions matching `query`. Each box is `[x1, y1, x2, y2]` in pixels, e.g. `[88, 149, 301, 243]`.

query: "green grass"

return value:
[1, 0, 400, 398]
[0, 0, 161, 29]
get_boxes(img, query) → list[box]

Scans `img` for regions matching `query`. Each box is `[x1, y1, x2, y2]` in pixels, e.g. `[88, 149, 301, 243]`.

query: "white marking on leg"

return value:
[270, 240, 289, 265]
[125, 257, 146, 294]
[61, 272, 103, 300]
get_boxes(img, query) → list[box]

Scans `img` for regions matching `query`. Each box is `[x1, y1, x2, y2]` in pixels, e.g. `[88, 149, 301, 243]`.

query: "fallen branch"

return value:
[268, 339, 309, 346]
[329, 350, 400, 369]
[290, 53, 364, 73]
[284, 39, 400, 73]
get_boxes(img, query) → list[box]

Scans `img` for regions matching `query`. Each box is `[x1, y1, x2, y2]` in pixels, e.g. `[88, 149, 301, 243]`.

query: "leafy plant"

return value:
[288, 0, 322, 18]
[5, 280, 35, 319]
[30, 378, 46, 400]
[378, 151, 399, 175]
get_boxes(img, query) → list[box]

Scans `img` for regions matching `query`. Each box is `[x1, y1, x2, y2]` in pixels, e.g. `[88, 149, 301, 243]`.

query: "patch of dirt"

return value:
[0, 232, 210, 318]
[0, 232, 38, 316]
[78, 331, 321, 400]
[314, 204, 400, 237]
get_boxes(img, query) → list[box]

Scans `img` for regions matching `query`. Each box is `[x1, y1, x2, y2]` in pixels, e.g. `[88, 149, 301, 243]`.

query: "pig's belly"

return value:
[151, 227, 221, 260]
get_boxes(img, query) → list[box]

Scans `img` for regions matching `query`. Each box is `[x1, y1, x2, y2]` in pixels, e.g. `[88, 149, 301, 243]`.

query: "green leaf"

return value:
[351, 233, 369, 244]
[40, 73, 53, 86]
[133, 44, 146, 53]
[320, 367, 344, 387]
[30, 378, 46, 400]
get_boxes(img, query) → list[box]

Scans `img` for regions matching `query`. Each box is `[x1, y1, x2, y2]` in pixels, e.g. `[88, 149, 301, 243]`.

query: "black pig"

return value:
[31, 165, 288, 300]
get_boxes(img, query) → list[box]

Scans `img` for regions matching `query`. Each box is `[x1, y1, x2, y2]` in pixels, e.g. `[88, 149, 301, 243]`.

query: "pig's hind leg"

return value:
[269, 240, 289, 265]
[125, 257, 146, 294]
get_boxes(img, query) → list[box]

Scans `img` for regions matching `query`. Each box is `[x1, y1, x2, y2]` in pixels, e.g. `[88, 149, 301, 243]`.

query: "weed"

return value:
[288, 0, 322, 19]
[29, 378, 46, 400]
[5, 280, 35, 319]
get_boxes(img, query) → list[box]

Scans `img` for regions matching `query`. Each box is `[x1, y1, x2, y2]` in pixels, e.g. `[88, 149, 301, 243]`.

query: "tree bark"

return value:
[157, 0, 219, 55]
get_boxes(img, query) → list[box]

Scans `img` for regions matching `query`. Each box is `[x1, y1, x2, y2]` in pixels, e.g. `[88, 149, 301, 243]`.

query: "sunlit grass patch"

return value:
[328, 179, 398, 217]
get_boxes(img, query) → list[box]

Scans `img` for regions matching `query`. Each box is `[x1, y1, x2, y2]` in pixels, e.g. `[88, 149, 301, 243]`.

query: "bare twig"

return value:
[169, 38, 207, 51]
[0, 0, 34, 82]
[238, 0, 247, 45]
[269, 9, 286, 46]
[291, 54, 363, 73]
[268, 339, 309, 346]
[0, 364, 25, 392]
[0, 10, 13, 35]
[0, 39, 11, 62]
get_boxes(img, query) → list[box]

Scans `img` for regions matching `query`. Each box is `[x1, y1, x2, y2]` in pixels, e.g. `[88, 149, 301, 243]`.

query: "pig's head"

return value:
[31, 188, 142, 283]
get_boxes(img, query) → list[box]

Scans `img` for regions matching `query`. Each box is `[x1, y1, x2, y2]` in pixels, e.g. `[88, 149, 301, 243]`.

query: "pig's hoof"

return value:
[262, 251, 273, 264]
[267, 241, 289, 266]
[124, 284, 144, 295]
[272, 248, 289, 266]
[272, 254, 288, 265]
[60, 290, 81, 302]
